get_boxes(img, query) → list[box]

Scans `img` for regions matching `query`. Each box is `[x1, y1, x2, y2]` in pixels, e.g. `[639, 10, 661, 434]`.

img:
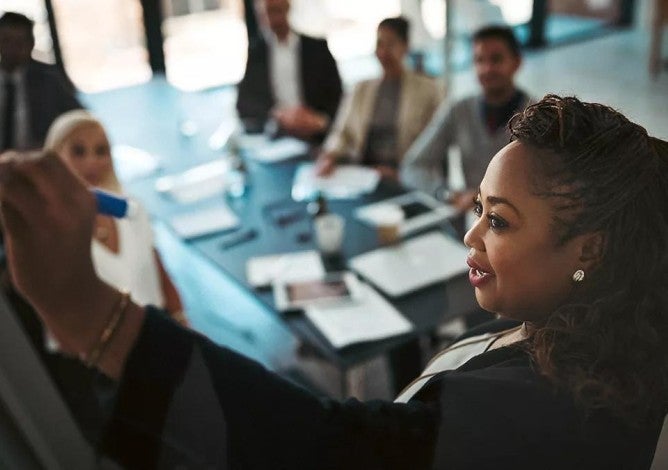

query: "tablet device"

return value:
[273, 272, 363, 311]
[355, 191, 457, 236]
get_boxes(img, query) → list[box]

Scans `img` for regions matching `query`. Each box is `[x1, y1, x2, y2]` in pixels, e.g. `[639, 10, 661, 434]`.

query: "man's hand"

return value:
[315, 151, 337, 176]
[272, 105, 328, 139]
[373, 165, 399, 181]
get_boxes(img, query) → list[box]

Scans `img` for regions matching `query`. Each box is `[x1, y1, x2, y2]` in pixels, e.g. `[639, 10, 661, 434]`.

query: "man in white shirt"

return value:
[0, 12, 82, 152]
[236, 0, 342, 142]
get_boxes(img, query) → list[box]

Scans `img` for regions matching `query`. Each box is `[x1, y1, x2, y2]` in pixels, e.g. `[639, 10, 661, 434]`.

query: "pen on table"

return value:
[220, 228, 258, 250]
[92, 188, 137, 218]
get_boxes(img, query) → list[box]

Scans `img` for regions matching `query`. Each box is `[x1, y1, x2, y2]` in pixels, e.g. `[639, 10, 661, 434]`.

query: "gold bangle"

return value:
[83, 291, 131, 368]
[171, 310, 187, 323]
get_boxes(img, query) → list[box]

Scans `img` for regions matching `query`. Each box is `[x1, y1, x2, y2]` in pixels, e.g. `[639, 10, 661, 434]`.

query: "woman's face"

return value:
[463, 141, 589, 322]
[57, 123, 113, 188]
[375, 26, 407, 73]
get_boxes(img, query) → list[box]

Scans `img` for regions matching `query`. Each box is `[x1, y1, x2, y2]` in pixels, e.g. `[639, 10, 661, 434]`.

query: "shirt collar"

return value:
[266, 29, 299, 49]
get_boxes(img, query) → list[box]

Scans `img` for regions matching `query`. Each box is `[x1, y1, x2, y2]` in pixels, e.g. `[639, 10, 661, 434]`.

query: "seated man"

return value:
[236, 0, 342, 141]
[0, 11, 83, 152]
[400, 25, 532, 213]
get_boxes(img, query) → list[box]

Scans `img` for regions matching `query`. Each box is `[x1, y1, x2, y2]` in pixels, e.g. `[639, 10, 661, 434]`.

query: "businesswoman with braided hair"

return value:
[1, 95, 667, 468]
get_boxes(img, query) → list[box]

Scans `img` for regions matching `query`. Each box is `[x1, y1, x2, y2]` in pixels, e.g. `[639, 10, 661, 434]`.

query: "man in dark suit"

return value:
[0, 12, 83, 152]
[236, 0, 342, 142]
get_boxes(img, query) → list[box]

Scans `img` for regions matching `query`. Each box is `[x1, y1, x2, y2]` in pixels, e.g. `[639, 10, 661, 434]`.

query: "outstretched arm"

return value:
[105, 308, 438, 469]
[0, 150, 438, 468]
[0, 150, 143, 379]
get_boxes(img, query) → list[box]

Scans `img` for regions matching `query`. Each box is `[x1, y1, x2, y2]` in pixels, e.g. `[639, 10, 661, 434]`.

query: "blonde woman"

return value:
[45, 110, 187, 326]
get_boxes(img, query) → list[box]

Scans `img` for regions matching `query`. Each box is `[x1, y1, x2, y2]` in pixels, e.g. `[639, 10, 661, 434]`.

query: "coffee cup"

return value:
[375, 204, 404, 245]
[314, 213, 345, 254]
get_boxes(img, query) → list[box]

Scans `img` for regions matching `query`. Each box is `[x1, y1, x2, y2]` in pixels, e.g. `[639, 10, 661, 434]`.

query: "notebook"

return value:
[348, 231, 470, 297]
[291, 163, 380, 201]
[155, 160, 230, 204]
[168, 204, 240, 240]
[246, 250, 325, 288]
[304, 282, 413, 348]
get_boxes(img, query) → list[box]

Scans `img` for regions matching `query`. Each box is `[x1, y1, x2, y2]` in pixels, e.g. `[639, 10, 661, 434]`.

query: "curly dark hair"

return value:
[508, 95, 668, 427]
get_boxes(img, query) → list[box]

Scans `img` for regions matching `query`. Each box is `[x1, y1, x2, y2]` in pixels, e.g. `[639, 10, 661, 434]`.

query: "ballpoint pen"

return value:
[220, 228, 257, 250]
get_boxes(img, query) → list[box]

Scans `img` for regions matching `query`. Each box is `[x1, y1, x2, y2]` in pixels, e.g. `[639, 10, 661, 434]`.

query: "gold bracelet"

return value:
[84, 291, 131, 368]
[171, 310, 187, 324]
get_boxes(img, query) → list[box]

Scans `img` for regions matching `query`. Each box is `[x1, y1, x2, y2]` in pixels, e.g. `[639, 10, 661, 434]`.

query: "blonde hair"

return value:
[45, 110, 122, 192]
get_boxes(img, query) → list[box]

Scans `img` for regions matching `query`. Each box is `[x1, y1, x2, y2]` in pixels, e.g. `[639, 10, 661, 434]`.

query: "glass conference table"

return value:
[89, 79, 478, 396]
[124, 150, 478, 395]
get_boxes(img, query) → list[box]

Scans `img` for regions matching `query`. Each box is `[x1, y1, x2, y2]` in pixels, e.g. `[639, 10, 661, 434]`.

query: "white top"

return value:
[92, 202, 165, 308]
[268, 31, 301, 107]
[0, 69, 31, 150]
[394, 326, 520, 403]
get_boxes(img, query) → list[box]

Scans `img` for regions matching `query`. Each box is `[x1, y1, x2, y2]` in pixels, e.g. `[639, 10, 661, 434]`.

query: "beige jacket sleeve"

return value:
[321, 82, 369, 161]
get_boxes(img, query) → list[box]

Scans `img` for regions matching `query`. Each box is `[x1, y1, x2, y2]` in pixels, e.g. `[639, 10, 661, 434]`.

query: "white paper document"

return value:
[169, 204, 240, 240]
[155, 160, 230, 204]
[112, 144, 161, 182]
[304, 283, 413, 348]
[246, 250, 325, 288]
[246, 137, 309, 163]
[291, 163, 380, 201]
[349, 231, 470, 297]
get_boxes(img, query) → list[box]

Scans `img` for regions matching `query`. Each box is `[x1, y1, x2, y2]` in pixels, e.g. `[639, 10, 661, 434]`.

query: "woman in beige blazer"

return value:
[316, 17, 443, 179]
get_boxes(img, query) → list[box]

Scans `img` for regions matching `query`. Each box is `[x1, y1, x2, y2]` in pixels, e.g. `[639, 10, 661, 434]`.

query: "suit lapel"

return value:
[355, 79, 380, 160]
[396, 72, 413, 156]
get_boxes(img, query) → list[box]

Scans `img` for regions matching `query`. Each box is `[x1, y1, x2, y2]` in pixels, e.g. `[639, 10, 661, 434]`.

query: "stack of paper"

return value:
[304, 283, 413, 348]
[168, 204, 240, 240]
[155, 160, 230, 204]
[291, 163, 380, 201]
[246, 137, 309, 163]
[246, 250, 325, 288]
[112, 144, 161, 182]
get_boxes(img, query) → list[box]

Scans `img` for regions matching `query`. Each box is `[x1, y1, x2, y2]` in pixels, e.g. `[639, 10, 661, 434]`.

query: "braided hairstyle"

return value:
[508, 95, 668, 427]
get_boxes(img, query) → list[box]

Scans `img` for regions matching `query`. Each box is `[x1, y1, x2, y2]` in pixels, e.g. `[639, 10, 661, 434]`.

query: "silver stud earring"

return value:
[572, 269, 585, 282]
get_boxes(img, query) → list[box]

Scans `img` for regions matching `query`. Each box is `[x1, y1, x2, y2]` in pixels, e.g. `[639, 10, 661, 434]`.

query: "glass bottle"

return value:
[225, 135, 247, 198]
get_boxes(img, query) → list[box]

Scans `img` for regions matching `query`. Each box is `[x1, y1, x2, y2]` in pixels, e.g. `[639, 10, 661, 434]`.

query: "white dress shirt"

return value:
[268, 30, 302, 107]
[0, 68, 31, 150]
[45, 201, 164, 352]
[91, 202, 165, 308]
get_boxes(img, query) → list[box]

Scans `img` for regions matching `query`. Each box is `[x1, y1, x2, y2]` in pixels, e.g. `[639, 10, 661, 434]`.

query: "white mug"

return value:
[314, 213, 345, 254]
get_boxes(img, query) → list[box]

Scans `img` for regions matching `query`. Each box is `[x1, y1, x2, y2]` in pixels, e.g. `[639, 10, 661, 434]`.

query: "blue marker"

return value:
[92, 188, 137, 218]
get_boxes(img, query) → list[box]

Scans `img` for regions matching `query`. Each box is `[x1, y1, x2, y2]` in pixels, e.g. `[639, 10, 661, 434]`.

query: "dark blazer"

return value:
[98, 310, 662, 469]
[236, 33, 343, 137]
[24, 60, 84, 148]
